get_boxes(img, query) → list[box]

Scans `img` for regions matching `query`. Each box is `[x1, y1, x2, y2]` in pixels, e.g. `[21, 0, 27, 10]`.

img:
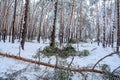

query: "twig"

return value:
[34, 69, 49, 80]
[67, 55, 74, 68]
[92, 52, 117, 70]
[7, 64, 30, 79]
[112, 66, 120, 73]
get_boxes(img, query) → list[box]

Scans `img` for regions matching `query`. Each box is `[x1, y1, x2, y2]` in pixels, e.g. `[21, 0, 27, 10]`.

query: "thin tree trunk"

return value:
[79, 0, 82, 41]
[59, 0, 64, 45]
[21, 0, 29, 50]
[102, 0, 106, 48]
[96, 3, 100, 46]
[111, 0, 116, 48]
[18, 2, 24, 41]
[1, 0, 7, 42]
[12, 0, 17, 43]
[116, 0, 120, 53]
[50, 0, 58, 47]
[111, 26, 114, 47]
[37, 0, 44, 43]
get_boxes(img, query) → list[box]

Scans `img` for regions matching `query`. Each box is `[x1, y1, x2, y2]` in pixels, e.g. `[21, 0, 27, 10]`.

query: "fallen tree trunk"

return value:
[0, 52, 104, 74]
[0, 52, 120, 78]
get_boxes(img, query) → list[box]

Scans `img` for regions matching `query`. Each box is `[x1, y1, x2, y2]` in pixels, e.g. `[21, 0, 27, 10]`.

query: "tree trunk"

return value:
[0, 30, 1, 41]
[79, 0, 82, 41]
[59, 0, 64, 45]
[116, 0, 120, 53]
[111, 26, 115, 48]
[21, 0, 29, 50]
[50, 0, 58, 47]
[37, 1, 44, 43]
[96, 3, 100, 46]
[102, 0, 106, 48]
[12, 0, 17, 43]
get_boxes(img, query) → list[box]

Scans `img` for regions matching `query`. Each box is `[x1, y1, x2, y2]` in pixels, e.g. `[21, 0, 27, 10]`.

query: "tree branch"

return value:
[92, 52, 117, 70]
[0, 52, 104, 74]
[112, 66, 120, 73]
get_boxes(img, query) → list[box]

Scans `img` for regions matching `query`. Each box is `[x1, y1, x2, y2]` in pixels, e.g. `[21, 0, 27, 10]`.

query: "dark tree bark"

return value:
[111, 26, 115, 47]
[0, 31, 1, 41]
[2, 29, 6, 42]
[21, 0, 29, 50]
[97, 21, 100, 46]
[0, 21, 1, 41]
[11, 0, 17, 43]
[116, 0, 120, 53]
[102, 0, 106, 48]
[50, 0, 58, 47]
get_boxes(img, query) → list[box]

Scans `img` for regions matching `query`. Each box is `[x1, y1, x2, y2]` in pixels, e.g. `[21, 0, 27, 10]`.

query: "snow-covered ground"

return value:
[0, 40, 120, 80]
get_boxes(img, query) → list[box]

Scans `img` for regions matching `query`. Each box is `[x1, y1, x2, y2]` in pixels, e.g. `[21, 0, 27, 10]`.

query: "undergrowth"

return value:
[42, 44, 76, 58]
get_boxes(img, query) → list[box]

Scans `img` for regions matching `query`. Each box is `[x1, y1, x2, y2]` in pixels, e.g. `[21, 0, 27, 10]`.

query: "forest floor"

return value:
[0, 40, 120, 80]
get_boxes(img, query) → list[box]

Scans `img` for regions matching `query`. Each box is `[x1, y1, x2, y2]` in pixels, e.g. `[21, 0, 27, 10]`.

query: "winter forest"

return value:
[0, 0, 120, 80]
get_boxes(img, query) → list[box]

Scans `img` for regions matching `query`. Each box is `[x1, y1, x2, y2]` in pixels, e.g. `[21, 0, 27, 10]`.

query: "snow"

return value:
[0, 40, 120, 80]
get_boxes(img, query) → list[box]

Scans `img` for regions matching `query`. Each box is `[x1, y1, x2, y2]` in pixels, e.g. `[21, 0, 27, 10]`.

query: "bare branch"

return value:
[112, 66, 120, 73]
[92, 52, 117, 70]
[67, 55, 74, 68]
